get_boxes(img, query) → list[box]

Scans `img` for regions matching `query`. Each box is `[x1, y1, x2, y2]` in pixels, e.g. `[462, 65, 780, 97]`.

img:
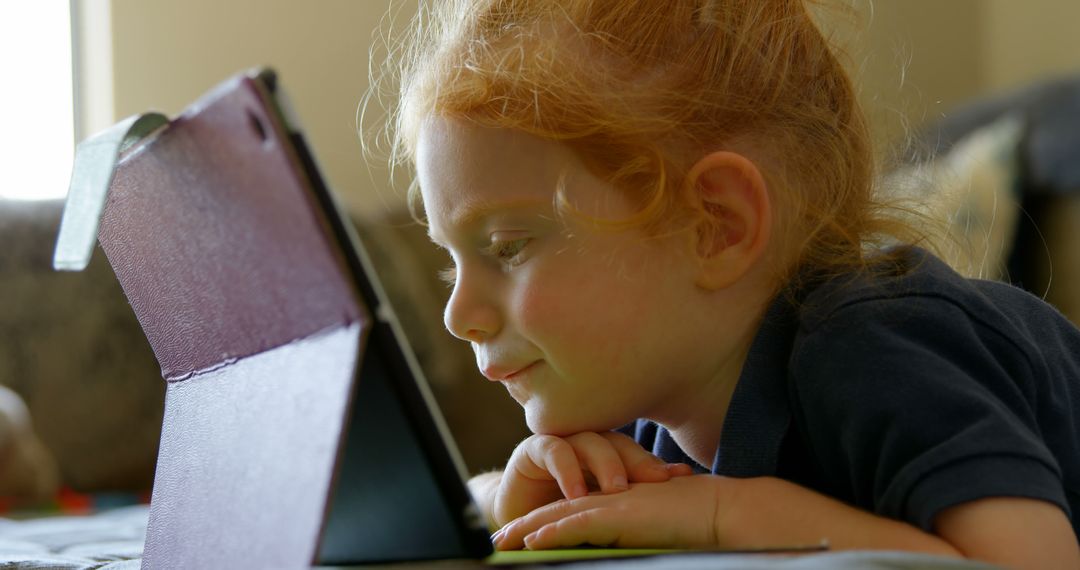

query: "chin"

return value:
[524, 406, 623, 437]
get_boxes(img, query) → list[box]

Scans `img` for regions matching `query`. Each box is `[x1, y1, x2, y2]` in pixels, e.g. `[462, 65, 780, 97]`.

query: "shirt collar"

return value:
[711, 290, 801, 476]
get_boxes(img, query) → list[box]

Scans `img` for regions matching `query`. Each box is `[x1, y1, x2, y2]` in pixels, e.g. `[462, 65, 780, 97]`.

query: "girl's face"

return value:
[417, 118, 726, 436]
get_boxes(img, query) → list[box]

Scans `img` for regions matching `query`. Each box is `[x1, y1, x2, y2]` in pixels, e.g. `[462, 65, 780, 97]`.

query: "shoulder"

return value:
[799, 247, 1010, 328]
[782, 248, 1078, 529]
[788, 248, 1077, 424]
[794, 247, 1078, 381]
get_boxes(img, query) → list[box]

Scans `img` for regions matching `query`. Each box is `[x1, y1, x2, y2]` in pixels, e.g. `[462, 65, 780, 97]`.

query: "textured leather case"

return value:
[95, 70, 490, 568]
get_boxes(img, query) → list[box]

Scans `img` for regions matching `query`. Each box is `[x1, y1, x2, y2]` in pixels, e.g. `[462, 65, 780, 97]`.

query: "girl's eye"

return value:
[484, 238, 530, 268]
[436, 237, 530, 286]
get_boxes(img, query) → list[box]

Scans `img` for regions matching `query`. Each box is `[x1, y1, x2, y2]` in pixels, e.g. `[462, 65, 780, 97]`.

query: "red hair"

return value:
[386, 0, 931, 285]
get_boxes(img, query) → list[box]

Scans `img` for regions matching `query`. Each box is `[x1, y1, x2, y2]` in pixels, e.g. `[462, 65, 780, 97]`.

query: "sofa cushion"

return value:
[0, 198, 164, 492]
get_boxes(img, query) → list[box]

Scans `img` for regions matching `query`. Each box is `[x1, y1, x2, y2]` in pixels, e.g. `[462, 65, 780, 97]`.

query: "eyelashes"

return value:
[485, 238, 529, 265]
[438, 265, 457, 286]
[436, 238, 531, 287]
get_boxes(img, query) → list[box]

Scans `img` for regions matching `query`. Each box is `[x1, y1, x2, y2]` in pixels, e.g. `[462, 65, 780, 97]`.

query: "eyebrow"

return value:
[428, 199, 549, 245]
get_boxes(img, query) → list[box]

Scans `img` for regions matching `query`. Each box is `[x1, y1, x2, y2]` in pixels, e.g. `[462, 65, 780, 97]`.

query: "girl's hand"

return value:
[490, 474, 944, 552]
[492, 474, 724, 550]
[493, 432, 693, 527]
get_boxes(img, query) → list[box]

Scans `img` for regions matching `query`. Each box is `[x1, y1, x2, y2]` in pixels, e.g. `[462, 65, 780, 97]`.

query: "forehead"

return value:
[415, 118, 572, 233]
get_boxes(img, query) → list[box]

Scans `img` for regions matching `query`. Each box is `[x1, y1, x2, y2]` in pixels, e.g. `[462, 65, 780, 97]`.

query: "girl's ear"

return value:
[686, 151, 772, 290]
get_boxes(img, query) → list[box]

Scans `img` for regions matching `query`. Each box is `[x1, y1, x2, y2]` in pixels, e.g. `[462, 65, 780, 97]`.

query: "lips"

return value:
[482, 361, 539, 382]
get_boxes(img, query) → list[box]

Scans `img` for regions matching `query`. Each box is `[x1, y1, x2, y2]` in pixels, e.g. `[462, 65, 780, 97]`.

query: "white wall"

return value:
[103, 0, 416, 216]
[834, 0, 986, 153]
[846, 0, 1080, 152]
[983, 0, 1080, 93]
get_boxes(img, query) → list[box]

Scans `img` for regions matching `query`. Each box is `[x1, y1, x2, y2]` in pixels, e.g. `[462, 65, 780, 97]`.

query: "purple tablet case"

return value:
[63, 69, 490, 568]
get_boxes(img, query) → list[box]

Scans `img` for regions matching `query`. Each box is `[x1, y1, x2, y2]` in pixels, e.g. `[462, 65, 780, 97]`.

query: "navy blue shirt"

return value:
[620, 247, 1080, 536]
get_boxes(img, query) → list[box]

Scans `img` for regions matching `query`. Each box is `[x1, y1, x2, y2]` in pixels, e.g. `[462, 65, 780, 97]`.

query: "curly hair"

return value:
[380, 0, 935, 287]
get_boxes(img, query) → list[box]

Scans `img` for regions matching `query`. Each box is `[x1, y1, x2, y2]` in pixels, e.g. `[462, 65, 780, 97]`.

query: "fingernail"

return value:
[612, 475, 628, 490]
[573, 483, 588, 498]
[666, 463, 691, 474]
[523, 532, 537, 549]
[490, 529, 504, 544]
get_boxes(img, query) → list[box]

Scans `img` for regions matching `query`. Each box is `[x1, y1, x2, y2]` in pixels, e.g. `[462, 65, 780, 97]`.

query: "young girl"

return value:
[385, 1, 1080, 566]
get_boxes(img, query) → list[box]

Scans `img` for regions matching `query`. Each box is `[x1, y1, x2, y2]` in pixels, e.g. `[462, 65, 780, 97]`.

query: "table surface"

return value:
[0, 505, 999, 570]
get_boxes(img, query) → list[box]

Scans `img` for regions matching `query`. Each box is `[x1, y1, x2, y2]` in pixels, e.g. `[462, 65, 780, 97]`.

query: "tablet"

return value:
[62, 67, 491, 567]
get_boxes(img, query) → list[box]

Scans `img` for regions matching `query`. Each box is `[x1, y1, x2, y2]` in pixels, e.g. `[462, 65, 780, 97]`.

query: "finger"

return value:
[520, 436, 588, 499]
[666, 463, 695, 477]
[524, 508, 622, 550]
[600, 432, 676, 483]
[495, 495, 600, 551]
[565, 432, 628, 494]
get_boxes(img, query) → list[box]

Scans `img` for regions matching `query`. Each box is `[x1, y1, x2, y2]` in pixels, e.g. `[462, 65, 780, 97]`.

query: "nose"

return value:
[443, 268, 501, 343]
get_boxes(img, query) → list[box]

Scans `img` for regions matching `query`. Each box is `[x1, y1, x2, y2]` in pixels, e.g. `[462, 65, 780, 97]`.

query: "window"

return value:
[0, 2, 75, 201]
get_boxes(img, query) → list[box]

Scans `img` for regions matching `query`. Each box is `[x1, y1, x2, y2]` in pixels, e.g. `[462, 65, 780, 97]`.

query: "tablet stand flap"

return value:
[54, 111, 168, 272]
[97, 73, 364, 380]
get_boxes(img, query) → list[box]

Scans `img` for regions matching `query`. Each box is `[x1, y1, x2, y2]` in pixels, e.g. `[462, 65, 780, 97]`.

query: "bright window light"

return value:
[0, 2, 75, 201]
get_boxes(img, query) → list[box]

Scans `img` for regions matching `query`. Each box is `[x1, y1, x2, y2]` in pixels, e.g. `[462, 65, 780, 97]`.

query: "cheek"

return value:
[515, 265, 647, 368]
[513, 270, 578, 333]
